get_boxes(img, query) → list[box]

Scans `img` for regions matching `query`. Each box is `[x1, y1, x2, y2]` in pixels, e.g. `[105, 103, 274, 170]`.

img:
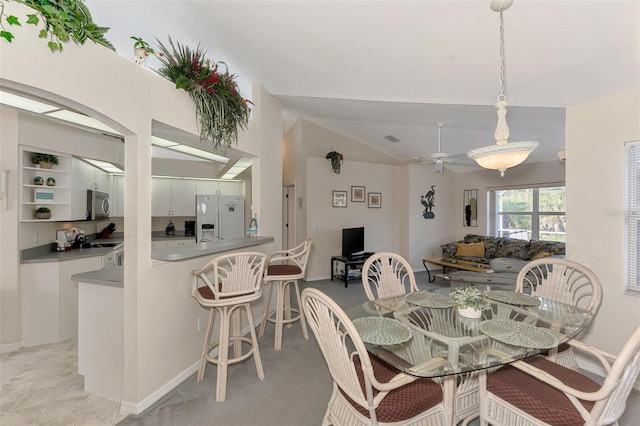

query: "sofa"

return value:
[439, 234, 565, 290]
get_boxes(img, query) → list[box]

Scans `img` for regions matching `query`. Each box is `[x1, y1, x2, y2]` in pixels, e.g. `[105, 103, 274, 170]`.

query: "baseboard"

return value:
[0, 341, 22, 354]
[118, 320, 261, 416]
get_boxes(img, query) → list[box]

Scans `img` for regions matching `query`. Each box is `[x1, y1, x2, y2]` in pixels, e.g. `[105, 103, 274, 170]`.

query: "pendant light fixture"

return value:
[467, 0, 538, 177]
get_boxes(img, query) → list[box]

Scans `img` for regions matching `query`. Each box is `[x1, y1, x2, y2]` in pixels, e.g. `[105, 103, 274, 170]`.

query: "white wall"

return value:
[565, 87, 640, 355]
[0, 0, 281, 410]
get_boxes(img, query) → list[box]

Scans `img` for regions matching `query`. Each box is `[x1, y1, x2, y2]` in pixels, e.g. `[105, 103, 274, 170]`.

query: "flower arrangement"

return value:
[156, 37, 251, 153]
[325, 149, 343, 174]
[449, 286, 491, 311]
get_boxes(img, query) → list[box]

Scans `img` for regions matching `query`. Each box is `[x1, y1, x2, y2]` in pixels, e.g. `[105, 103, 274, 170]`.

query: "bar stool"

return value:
[259, 239, 312, 350]
[191, 251, 266, 402]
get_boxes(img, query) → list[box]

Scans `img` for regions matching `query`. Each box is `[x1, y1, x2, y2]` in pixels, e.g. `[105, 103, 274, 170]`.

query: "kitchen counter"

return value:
[71, 266, 123, 287]
[151, 236, 274, 261]
[21, 240, 123, 264]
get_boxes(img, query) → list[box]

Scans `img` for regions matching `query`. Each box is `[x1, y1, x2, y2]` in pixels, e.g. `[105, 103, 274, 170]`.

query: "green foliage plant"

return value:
[450, 286, 491, 311]
[325, 149, 343, 174]
[35, 206, 51, 213]
[0, 0, 113, 52]
[31, 152, 59, 165]
[156, 37, 251, 153]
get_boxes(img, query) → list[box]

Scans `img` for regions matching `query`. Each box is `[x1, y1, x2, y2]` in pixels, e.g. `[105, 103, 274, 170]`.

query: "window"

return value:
[625, 141, 640, 295]
[491, 186, 566, 241]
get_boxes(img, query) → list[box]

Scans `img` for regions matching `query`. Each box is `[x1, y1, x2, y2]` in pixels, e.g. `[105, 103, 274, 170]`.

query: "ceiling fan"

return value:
[413, 123, 468, 173]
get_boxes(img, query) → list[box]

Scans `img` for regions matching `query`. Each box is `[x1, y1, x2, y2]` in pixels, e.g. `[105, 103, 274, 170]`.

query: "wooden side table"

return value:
[422, 257, 493, 283]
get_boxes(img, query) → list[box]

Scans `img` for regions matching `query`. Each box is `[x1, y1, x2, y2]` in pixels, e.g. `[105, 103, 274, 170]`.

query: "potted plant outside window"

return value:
[31, 153, 59, 169]
[35, 207, 51, 219]
[450, 286, 491, 318]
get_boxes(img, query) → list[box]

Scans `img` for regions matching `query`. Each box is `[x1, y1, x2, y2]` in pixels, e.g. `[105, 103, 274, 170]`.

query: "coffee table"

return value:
[422, 257, 494, 283]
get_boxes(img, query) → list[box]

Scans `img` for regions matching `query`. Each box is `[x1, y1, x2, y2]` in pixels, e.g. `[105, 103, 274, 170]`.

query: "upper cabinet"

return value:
[20, 146, 71, 222]
[151, 178, 196, 217]
[110, 175, 125, 217]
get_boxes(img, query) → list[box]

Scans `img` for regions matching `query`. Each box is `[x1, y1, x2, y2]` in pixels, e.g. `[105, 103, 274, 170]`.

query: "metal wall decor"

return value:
[463, 189, 478, 227]
[420, 185, 436, 219]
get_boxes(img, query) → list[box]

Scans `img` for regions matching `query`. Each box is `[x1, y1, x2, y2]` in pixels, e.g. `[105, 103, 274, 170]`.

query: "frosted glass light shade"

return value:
[467, 141, 538, 175]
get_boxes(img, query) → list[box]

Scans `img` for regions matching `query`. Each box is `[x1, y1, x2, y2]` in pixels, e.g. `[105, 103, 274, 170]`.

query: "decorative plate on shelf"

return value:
[485, 290, 540, 306]
[34, 176, 43, 186]
[353, 317, 412, 346]
[480, 319, 559, 349]
[46, 177, 56, 186]
[405, 291, 454, 309]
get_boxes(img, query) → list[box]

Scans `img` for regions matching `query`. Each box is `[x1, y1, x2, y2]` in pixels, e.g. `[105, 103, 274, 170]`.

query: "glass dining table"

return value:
[343, 289, 594, 378]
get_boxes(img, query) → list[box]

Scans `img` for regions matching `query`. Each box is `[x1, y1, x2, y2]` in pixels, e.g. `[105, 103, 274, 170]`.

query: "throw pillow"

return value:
[532, 251, 553, 260]
[455, 241, 485, 257]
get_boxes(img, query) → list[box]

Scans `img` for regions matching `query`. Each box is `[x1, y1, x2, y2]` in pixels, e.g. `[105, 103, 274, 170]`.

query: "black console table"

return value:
[331, 252, 375, 287]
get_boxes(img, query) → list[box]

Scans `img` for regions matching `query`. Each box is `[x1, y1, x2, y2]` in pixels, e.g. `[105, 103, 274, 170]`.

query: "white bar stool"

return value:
[191, 252, 266, 402]
[259, 239, 312, 350]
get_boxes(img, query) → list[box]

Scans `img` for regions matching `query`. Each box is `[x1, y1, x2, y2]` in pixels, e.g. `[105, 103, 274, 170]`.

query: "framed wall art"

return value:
[463, 189, 478, 227]
[351, 186, 365, 202]
[368, 192, 381, 208]
[332, 190, 347, 208]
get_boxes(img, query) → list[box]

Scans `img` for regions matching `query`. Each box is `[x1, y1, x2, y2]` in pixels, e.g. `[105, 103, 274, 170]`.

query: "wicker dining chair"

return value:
[301, 287, 455, 426]
[479, 324, 640, 426]
[259, 239, 311, 350]
[190, 251, 267, 402]
[361, 252, 420, 301]
[516, 257, 603, 370]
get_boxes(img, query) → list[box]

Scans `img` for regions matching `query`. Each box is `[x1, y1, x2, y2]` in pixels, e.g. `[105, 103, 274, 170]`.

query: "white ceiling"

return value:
[85, 0, 639, 172]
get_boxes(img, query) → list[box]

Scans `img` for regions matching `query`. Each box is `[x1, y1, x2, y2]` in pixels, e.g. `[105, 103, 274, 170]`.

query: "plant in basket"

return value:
[450, 286, 491, 318]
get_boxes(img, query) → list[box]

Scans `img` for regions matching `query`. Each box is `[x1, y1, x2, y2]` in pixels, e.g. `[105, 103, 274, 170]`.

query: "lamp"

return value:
[467, 0, 538, 177]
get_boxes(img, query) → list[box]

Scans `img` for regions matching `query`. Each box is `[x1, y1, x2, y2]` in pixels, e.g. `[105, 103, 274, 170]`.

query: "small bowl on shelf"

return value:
[46, 177, 56, 186]
[34, 176, 44, 186]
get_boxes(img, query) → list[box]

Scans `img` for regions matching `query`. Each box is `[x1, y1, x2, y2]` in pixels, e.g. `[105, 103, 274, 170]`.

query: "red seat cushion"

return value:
[488, 355, 601, 425]
[339, 355, 443, 423]
[267, 264, 302, 276]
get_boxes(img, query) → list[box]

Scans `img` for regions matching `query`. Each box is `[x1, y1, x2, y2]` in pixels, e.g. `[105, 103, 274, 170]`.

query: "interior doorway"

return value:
[283, 185, 296, 250]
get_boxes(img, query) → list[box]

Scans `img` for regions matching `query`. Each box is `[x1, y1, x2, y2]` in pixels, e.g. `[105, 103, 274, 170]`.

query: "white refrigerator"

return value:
[196, 194, 246, 242]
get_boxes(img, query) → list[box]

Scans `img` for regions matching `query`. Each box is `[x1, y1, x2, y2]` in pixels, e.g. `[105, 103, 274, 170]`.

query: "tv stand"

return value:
[330, 252, 375, 287]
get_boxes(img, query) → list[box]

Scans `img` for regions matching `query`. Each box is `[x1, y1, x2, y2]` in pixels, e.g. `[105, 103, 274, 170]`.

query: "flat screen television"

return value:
[342, 227, 364, 258]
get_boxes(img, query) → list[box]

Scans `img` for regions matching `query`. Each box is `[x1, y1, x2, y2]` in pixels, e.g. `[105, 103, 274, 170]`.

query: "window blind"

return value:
[625, 141, 640, 295]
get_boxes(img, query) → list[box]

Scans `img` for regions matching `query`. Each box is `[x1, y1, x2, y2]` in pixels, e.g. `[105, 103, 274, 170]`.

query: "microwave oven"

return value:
[87, 189, 110, 220]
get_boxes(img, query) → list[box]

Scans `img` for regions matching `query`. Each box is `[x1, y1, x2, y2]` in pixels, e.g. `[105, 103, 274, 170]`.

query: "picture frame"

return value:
[351, 186, 365, 202]
[332, 190, 347, 208]
[463, 189, 478, 227]
[368, 192, 381, 208]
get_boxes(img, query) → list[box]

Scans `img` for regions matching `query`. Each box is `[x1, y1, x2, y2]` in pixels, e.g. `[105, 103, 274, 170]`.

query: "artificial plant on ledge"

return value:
[326, 149, 343, 174]
[156, 37, 251, 153]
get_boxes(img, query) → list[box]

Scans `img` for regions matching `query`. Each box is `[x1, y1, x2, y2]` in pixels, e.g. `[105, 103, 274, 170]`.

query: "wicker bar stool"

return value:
[259, 239, 312, 350]
[191, 251, 266, 402]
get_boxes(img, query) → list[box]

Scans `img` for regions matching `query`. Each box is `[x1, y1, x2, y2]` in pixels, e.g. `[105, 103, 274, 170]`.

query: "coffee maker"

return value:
[184, 220, 195, 236]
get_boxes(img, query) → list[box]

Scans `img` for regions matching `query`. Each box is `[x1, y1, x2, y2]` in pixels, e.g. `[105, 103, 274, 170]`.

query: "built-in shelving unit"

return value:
[20, 146, 72, 222]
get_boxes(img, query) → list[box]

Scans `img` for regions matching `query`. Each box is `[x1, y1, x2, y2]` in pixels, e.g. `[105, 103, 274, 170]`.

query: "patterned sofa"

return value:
[439, 234, 565, 290]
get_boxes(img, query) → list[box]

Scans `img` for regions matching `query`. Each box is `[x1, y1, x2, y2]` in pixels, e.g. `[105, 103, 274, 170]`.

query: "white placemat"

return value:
[405, 291, 454, 309]
[353, 317, 412, 346]
[480, 319, 559, 349]
[485, 290, 541, 306]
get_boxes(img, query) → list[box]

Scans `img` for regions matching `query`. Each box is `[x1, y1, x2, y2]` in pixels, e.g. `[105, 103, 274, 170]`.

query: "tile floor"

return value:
[0, 338, 125, 425]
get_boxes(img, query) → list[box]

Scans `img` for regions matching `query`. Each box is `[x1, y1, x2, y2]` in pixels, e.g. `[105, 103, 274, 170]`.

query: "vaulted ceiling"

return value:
[85, 0, 639, 172]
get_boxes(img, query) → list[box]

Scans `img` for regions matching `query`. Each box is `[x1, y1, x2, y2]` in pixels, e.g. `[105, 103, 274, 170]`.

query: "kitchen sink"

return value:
[91, 242, 121, 248]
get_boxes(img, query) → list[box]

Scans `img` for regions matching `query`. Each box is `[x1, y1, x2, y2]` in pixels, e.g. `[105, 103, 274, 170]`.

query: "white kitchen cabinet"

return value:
[151, 240, 166, 249]
[21, 256, 102, 346]
[20, 146, 72, 222]
[151, 178, 196, 216]
[71, 158, 95, 220]
[165, 239, 196, 248]
[195, 180, 244, 196]
[110, 175, 125, 217]
[94, 168, 112, 193]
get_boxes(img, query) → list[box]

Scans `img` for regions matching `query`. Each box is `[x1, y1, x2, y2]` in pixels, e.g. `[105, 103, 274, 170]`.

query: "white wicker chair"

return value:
[191, 252, 266, 402]
[259, 239, 311, 350]
[361, 252, 419, 301]
[516, 258, 602, 370]
[479, 324, 640, 426]
[301, 287, 455, 426]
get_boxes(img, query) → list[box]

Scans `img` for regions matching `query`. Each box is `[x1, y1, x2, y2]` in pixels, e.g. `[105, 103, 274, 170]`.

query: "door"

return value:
[283, 185, 296, 251]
